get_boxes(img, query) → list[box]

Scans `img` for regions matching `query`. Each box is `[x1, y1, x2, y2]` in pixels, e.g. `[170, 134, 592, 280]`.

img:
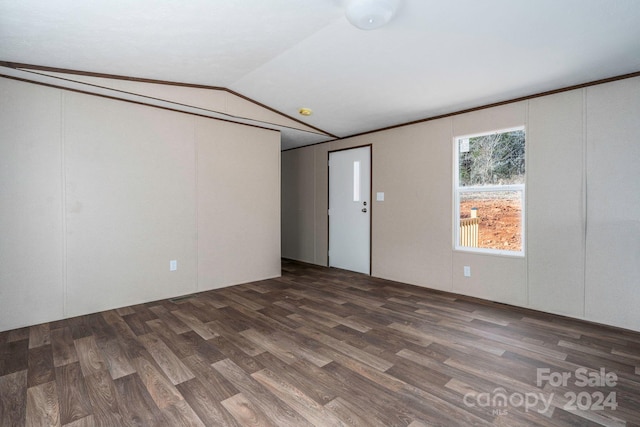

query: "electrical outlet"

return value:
[463, 266, 471, 277]
[170, 260, 177, 271]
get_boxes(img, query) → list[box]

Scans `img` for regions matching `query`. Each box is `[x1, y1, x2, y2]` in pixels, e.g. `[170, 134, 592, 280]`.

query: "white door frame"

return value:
[328, 145, 372, 275]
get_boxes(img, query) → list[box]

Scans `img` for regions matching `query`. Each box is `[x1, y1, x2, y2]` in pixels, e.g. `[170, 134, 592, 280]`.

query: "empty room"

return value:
[1, 0, 640, 426]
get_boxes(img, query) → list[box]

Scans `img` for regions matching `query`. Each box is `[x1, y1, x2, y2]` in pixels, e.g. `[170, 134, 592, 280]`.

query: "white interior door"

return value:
[329, 146, 371, 274]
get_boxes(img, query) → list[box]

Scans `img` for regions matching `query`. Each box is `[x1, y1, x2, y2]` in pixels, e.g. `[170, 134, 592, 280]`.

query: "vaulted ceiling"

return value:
[2, 0, 640, 149]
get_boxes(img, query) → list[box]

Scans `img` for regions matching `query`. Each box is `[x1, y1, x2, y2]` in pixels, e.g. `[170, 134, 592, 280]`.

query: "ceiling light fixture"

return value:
[345, 0, 400, 30]
[299, 107, 313, 116]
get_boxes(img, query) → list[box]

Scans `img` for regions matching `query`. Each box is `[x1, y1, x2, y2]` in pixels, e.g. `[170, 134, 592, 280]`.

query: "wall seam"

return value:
[278, 139, 282, 272]
[60, 90, 68, 318]
[525, 100, 530, 308]
[450, 117, 455, 291]
[194, 116, 199, 292]
[582, 88, 588, 319]
[313, 148, 317, 264]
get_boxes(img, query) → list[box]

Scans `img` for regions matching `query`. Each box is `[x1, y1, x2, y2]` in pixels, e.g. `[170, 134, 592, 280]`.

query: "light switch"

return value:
[170, 260, 177, 271]
[376, 192, 384, 201]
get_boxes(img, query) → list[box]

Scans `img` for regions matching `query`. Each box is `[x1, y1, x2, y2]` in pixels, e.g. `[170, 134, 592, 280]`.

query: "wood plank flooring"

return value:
[2, 259, 640, 426]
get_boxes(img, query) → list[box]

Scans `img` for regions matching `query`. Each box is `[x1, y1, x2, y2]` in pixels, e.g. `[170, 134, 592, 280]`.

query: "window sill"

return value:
[453, 247, 525, 258]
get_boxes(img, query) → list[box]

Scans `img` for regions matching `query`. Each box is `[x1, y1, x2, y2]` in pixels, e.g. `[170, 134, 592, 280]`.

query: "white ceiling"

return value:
[2, 0, 640, 148]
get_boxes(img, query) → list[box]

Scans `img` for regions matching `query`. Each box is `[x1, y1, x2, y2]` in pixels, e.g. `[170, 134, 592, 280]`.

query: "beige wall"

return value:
[527, 90, 585, 317]
[0, 77, 281, 331]
[281, 148, 317, 263]
[369, 121, 453, 291]
[281, 76, 640, 332]
[584, 79, 640, 329]
[0, 79, 64, 328]
[197, 119, 281, 290]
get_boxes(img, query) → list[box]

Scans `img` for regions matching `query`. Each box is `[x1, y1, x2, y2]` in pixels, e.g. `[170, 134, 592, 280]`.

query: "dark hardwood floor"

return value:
[1, 260, 640, 426]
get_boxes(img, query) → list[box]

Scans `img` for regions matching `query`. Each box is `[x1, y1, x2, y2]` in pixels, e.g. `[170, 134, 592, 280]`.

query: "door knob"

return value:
[362, 208, 367, 213]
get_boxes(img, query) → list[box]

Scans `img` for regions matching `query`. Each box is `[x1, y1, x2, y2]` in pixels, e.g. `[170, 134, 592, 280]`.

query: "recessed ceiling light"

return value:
[299, 108, 313, 116]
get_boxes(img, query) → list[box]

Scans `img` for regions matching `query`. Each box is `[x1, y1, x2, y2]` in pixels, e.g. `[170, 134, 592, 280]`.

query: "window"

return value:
[353, 161, 361, 202]
[454, 127, 525, 256]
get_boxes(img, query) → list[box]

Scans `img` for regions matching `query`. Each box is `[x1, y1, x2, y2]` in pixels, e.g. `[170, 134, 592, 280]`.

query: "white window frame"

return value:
[453, 127, 526, 257]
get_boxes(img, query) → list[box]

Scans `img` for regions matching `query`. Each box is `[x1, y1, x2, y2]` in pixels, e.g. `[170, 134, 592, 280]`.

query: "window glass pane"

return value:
[455, 127, 525, 255]
[353, 161, 360, 202]
[459, 130, 525, 187]
[459, 190, 522, 252]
